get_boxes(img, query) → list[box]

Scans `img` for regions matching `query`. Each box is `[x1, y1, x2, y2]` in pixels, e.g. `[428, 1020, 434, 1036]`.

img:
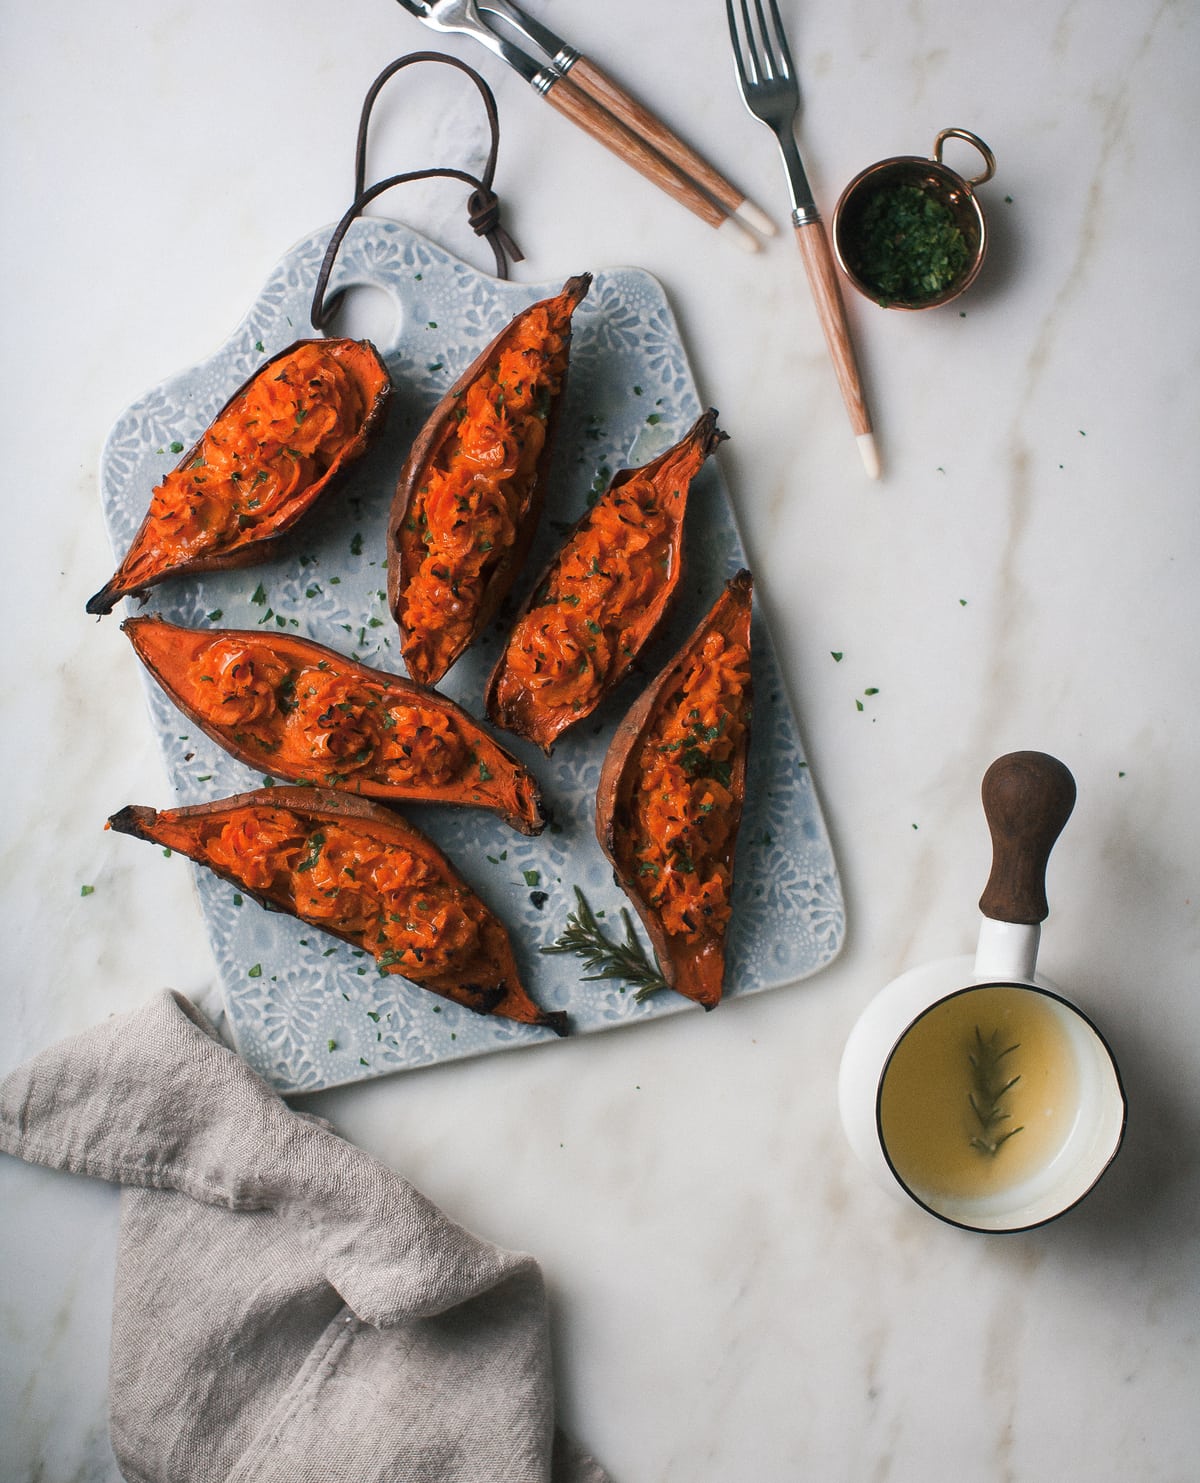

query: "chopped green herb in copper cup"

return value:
[846, 184, 970, 305]
[833, 129, 996, 310]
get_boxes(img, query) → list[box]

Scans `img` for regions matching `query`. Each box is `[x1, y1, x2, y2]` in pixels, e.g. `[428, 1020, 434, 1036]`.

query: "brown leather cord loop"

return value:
[312, 51, 523, 330]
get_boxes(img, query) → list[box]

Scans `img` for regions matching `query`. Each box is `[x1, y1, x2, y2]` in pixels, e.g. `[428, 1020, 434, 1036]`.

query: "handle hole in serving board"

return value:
[320, 280, 404, 360]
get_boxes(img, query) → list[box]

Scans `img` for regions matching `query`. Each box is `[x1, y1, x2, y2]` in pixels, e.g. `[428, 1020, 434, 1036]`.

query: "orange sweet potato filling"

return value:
[494, 468, 674, 715]
[400, 303, 573, 678]
[187, 638, 467, 787]
[628, 631, 751, 944]
[116, 344, 369, 589]
[173, 804, 482, 978]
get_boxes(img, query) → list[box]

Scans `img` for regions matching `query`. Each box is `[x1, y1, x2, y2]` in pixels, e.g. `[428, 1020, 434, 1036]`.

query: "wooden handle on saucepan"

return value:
[978, 751, 1077, 925]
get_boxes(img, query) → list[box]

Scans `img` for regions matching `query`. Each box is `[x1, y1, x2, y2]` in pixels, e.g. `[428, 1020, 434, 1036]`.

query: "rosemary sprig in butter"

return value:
[968, 1027, 1024, 1156]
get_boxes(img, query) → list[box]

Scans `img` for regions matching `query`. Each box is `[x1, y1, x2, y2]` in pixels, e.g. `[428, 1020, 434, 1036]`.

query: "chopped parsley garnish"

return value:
[295, 831, 326, 873]
[845, 182, 970, 305]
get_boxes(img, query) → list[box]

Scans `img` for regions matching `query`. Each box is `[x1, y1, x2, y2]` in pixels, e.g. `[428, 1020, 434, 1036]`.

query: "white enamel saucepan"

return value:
[838, 752, 1126, 1233]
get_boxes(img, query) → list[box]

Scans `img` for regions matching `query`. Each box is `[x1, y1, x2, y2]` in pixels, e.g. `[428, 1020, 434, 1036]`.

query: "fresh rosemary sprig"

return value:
[540, 886, 669, 1001]
[968, 1026, 1024, 1156]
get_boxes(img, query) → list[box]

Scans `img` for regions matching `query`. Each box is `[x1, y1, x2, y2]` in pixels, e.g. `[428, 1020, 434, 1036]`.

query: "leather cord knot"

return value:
[467, 184, 522, 266]
[312, 52, 524, 331]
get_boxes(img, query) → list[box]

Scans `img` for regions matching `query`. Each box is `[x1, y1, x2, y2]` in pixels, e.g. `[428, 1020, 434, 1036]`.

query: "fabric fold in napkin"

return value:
[0, 991, 609, 1483]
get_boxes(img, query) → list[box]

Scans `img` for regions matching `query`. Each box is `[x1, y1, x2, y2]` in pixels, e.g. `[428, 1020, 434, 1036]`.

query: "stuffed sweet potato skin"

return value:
[387, 275, 591, 687]
[485, 409, 727, 754]
[87, 338, 391, 615]
[107, 787, 567, 1034]
[595, 571, 753, 1009]
[122, 615, 545, 834]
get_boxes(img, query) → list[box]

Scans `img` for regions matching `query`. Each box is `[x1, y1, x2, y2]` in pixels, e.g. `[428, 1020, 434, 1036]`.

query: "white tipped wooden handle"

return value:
[793, 219, 878, 474]
[567, 56, 775, 235]
[544, 76, 757, 247]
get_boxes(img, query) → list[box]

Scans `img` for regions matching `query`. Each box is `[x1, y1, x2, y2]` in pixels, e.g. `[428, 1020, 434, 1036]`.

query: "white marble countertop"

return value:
[2, 2, 1197, 1479]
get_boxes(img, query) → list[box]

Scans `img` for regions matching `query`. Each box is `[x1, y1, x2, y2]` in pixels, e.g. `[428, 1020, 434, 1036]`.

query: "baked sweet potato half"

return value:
[485, 409, 727, 753]
[107, 787, 567, 1034]
[87, 339, 391, 615]
[387, 274, 591, 687]
[595, 571, 753, 1009]
[123, 615, 545, 833]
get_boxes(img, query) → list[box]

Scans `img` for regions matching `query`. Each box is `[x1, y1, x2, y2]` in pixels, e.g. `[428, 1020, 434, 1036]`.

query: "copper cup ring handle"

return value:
[933, 128, 996, 187]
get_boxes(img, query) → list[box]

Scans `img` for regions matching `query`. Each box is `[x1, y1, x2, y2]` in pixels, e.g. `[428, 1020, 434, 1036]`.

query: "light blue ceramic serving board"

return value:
[98, 219, 844, 1092]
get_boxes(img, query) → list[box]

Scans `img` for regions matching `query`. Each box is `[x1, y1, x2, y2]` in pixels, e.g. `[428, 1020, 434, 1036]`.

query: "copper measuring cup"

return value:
[832, 127, 996, 310]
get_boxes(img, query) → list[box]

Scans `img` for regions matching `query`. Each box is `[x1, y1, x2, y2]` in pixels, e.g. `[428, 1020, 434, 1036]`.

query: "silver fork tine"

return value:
[741, 0, 765, 87]
[750, 0, 778, 83]
[726, 0, 750, 88]
[736, 1, 759, 83]
[764, 0, 795, 80]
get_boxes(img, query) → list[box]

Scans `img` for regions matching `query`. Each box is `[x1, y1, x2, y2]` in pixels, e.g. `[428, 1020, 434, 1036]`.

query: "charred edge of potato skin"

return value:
[595, 570, 753, 1010]
[386, 275, 593, 686]
[484, 408, 727, 755]
[119, 615, 547, 836]
[106, 790, 568, 1035]
[86, 339, 392, 616]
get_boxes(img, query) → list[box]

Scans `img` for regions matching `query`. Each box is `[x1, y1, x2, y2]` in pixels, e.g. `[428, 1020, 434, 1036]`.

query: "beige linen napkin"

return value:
[0, 991, 609, 1483]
